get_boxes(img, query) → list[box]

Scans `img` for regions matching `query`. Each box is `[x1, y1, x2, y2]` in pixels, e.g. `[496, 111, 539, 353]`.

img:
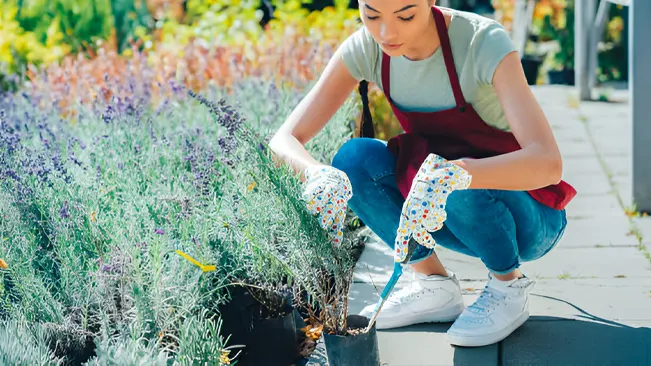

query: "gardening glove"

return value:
[302, 165, 353, 246]
[394, 153, 472, 263]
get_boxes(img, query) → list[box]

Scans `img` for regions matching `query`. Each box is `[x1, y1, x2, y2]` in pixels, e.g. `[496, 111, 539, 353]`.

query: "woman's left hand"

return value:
[394, 153, 472, 263]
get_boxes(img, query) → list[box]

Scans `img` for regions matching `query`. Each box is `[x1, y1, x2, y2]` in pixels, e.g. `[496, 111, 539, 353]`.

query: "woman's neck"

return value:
[402, 9, 444, 61]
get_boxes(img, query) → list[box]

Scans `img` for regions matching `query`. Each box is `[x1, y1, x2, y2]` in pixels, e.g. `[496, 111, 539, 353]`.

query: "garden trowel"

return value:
[364, 237, 420, 332]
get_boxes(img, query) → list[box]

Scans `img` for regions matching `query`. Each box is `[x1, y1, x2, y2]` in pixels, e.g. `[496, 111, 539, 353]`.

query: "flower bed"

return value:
[0, 60, 368, 363]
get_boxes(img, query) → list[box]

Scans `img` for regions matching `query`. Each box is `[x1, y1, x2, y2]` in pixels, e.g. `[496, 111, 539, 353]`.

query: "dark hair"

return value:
[358, 80, 375, 138]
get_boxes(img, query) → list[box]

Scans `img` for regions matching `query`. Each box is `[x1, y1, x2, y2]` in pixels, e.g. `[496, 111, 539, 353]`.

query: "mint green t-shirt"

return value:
[339, 8, 517, 132]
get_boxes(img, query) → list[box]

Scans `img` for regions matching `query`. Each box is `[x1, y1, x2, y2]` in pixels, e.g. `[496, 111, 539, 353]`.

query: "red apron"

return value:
[381, 6, 576, 210]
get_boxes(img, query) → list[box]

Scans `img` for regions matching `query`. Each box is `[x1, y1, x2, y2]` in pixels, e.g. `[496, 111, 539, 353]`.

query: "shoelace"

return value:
[467, 286, 506, 314]
[387, 283, 427, 304]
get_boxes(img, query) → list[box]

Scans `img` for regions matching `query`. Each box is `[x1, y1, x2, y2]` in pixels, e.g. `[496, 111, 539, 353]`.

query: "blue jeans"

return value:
[331, 138, 567, 275]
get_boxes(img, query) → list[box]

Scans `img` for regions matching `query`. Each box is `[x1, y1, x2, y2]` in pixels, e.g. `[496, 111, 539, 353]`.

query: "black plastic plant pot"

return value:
[218, 287, 298, 366]
[322, 315, 380, 366]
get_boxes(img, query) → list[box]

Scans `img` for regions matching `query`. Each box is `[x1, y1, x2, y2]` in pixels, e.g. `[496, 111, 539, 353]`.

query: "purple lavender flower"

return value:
[59, 201, 71, 219]
[100, 264, 113, 273]
[4, 169, 20, 181]
[102, 104, 115, 124]
[217, 136, 236, 155]
[69, 154, 83, 168]
[100, 263, 122, 274]
[155, 228, 165, 235]
[187, 91, 243, 135]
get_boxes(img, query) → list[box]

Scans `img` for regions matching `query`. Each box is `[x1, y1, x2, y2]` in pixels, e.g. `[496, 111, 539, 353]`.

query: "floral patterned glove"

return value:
[394, 154, 472, 263]
[302, 165, 353, 245]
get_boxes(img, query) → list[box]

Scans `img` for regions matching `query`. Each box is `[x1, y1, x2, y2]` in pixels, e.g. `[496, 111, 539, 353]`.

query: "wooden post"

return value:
[630, 0, 651, 212]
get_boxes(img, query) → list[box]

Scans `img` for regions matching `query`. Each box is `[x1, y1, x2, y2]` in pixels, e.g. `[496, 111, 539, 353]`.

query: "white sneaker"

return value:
[359, 270, 464, 329]
[446, 274, 535, 347]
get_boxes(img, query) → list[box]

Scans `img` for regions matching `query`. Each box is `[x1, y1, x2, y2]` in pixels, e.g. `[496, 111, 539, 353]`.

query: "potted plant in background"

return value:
[536, 0, 575, 85]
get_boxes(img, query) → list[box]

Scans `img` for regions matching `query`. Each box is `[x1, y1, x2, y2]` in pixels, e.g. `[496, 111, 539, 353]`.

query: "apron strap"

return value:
[432, 6, 467, 109]
[381, 53, 391, 101]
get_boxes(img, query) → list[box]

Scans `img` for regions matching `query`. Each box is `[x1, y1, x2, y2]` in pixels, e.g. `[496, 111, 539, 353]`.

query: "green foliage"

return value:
[0, 3, 70, 85]
[110, 0, 153, 53]
[188, 81, 362, 335]
[0, 317, 64, 365]
[538, 2, 575, 71]
[16, 0, 113, 52]
[1, 69, 362, 361]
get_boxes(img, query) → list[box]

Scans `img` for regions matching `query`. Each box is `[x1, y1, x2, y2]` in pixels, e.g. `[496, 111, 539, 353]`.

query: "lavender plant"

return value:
[0, 78, 242, 363]
[188, 89, 365, 335]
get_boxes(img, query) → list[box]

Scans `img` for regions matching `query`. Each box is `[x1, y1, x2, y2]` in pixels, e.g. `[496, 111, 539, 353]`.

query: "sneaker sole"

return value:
[445, 309, 530, 347]
[375, 301, 465, 330]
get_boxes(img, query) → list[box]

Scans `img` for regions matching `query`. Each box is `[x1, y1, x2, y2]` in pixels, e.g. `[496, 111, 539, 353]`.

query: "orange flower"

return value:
[0, 259, 7, 270]
[300, 323, 323, 340]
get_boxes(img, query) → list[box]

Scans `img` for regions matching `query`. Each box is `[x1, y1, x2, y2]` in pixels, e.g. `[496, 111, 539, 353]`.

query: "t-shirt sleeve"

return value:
[472, 21, 517, 85]
[338, 27, 380, 83]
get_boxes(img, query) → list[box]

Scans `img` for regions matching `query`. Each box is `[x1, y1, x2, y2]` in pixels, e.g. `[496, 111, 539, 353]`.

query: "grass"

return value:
[557, 272, 573, 280]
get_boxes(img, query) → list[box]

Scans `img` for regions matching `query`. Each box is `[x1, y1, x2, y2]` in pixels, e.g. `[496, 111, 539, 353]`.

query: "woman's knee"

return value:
[331, 138, 393, 181]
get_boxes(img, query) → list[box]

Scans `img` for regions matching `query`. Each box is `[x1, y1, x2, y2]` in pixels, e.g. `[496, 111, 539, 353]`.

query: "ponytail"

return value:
[358, 80, 375, 138]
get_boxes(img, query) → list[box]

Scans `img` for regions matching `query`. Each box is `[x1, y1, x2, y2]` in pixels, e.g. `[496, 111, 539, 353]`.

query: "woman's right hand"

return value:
[301, 165, 353, 245]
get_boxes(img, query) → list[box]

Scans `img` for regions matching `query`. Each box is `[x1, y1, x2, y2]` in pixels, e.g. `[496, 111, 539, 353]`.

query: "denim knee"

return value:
[332, 138, 394, 182]
[441, 189, 566, 274]
[331, 138, 436, 264]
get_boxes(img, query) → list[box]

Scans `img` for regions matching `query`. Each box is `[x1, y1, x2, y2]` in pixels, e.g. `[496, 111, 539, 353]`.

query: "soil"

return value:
[345, 326, 366, 336]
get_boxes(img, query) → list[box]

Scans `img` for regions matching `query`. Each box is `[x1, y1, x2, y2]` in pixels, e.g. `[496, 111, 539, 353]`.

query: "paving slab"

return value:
[547, 118, 585, 133]
[611, 173, 634, 208]
[560, 155, 603, 175]
[532, 85, 578, 109]
[556, 214, 638, 247]
[563, 193, 623, 220]
[552, 122, 590, 142]
[580, 101, 629, 124]
[353, 233, 494, 285]
[589, 127, 630, 157]
[377, 324, 498, 366]
[299, 324, 499, 366]
[520, 246, 651, 279]
[525, 278, 651, 321]
[602, 155, 631, 177]
[353, 235, 412, 285]
[556, 137, 595, 158]
[632, 215, 651, 243]
[501, 319, 651, 366]
[561, 170, 613, 196]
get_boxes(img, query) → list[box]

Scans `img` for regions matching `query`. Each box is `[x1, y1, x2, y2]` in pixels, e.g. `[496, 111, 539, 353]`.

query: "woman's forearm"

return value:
[451, 144, 563, 191]
[269, 133, 327, 182]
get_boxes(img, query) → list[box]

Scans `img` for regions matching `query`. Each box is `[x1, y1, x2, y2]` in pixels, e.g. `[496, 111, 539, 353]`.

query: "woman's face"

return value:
[359, 0, 435, 57]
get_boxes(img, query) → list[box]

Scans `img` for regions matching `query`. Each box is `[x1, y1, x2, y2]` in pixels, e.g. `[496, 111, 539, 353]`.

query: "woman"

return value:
[269, 0, 576, 347]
